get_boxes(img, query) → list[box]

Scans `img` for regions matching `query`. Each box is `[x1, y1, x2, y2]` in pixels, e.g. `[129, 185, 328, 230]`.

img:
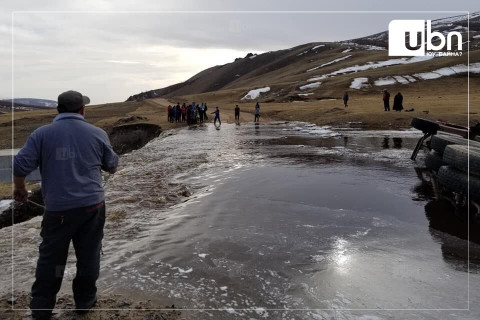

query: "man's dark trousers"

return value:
[30, 201, 105, 317]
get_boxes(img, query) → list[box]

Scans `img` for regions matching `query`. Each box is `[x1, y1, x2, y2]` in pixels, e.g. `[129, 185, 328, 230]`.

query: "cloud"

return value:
[0, 0, 477, 103]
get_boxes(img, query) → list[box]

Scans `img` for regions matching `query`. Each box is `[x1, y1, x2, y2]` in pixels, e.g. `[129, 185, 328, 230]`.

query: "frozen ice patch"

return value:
[0, 199, 13, 212]
[254, 307, 269, 318]
[311, 255, 325, 262]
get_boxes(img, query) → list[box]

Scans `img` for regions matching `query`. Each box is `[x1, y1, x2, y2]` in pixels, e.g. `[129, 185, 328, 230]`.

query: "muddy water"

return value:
[3, 122, 480, 319]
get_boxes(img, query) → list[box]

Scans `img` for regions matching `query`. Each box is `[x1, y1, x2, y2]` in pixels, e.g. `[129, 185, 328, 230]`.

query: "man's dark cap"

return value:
[57, 90, 90, 112]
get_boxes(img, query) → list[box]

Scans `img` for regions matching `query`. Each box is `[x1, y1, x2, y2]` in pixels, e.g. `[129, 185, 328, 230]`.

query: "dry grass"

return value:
[0, 182, 39, 200]
[0, 75, 477, 151]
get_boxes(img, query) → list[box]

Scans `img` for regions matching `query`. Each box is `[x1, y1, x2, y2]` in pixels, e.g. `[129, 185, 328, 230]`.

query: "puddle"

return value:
[2, 122, 479, 319]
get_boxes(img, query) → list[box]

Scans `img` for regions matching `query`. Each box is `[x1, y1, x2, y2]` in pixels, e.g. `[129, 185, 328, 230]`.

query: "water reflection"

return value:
[393, 137, 402, 149]
[330, 238, 352, 274]
[382, 137, 389, 149]
[424, 199, 480, 272]
[382, 137, 403, 149]
[412, 166, 480, 271]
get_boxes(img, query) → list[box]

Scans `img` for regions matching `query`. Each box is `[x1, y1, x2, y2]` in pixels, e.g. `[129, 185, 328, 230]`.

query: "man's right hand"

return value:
[14, 187, 28, 202]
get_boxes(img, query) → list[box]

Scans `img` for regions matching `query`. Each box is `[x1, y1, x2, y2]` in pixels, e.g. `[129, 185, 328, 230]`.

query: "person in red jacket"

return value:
[382, 90, 390, 112]
[181, 103, 186, 122]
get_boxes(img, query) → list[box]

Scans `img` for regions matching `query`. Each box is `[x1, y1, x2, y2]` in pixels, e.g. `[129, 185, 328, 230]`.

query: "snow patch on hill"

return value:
[374, 77, 397, 86]
[369, 63, 480, 86]
[350, 77, 369, 89]
[307, 55, 352, 72]
[308, 56, 435, 82]
[341, 42, 386, 51]
[299, 82, 321, 90]
[311, 44, 325, 50]
[241, 87, 270, 100]
[414, 64, 479, 80]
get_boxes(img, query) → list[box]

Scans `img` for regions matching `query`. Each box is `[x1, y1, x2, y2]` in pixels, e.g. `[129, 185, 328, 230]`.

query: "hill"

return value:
[0, 98, 57, 114]
[126, 12, 480, 103]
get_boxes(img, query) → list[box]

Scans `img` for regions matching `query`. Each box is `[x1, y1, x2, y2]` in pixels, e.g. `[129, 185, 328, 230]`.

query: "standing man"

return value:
[204, 103, 209, 121]
[13, 90, 119, 320]
[199, 103, 204, 123]
[181, 103, 186, 122]
[343, 92, 349, 107]
[383, 89, 391, 112]
[254, 102, 260, 123]
[167, 105, 172, 122]
[234, 105, 240, 123]
[212, 107, 221, 126]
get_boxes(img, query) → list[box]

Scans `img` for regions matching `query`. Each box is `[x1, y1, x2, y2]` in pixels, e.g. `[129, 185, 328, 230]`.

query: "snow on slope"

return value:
[241, 87, 270, 100]
[414, 63, 480, 80]
[299, 82, 321, 90]
[353, 63, 480, 88]
[374, 77, 397, 86]
[307, 56, 435, 82]
[307, 55, 352, 72]
[350, 78, 369, 89]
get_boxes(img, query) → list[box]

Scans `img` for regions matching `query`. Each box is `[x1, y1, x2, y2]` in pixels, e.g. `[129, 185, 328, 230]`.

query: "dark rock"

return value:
[108, 123, 161, 155]
[0, 188, 44, 229]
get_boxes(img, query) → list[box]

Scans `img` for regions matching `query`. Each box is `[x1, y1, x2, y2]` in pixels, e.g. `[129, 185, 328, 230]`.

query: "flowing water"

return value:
[2, 122, 480, 319]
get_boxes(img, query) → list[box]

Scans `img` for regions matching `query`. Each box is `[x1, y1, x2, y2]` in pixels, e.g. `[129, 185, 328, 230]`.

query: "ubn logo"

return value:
[388, 20, 463, 56]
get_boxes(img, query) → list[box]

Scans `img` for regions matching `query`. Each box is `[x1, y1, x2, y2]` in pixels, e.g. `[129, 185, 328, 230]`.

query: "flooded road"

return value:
[3, 122, 480, 319]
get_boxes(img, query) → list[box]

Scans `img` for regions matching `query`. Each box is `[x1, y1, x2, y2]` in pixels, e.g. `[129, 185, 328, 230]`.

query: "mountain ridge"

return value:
[126, 12, 480, 103]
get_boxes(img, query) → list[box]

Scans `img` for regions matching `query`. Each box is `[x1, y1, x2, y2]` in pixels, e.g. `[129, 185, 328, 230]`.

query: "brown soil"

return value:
[0, 292, 182, 320]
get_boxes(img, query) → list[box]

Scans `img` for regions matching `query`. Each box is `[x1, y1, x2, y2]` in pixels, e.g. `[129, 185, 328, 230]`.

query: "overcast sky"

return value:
[0, 0, 478, 104]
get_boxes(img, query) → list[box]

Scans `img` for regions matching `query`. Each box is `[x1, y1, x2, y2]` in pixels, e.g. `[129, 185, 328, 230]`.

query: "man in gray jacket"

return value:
[13, 90, 119, 319]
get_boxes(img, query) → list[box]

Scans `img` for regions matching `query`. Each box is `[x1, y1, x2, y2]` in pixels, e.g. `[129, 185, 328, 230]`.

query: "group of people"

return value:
[343, 90, 404, 112]
[382, 89, 404, 112]
[167, 102, 209, 125]
[167, 101, 261, 126]
[234, 102, 261, 123]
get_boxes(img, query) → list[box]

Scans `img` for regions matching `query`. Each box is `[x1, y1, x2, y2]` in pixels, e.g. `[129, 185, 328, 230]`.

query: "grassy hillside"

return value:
[126, 13, 480, 104]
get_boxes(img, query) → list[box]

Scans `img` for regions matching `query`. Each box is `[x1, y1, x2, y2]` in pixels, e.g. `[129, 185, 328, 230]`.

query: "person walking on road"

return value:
[343, 92, 349, 107]
[212, 107, 221, 126]
[382, 89, 391, 112]
[235, 105, 240, 122]
[254, 102, 260, 123]
[13, 90, 119, 320]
